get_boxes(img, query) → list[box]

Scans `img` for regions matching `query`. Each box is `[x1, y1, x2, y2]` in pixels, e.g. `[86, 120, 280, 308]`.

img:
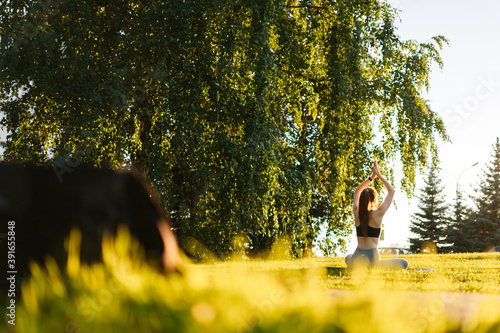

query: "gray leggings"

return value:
[345, 248, 409, 270]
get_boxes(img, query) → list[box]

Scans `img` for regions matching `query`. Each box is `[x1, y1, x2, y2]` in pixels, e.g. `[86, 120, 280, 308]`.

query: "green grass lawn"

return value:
[5, 231, 500, 332]
[191, 252, 500, 294]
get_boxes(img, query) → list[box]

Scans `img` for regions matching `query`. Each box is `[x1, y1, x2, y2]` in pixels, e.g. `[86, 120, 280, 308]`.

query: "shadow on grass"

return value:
[272, 267, 348, 280]
[326, 267, 348, 277]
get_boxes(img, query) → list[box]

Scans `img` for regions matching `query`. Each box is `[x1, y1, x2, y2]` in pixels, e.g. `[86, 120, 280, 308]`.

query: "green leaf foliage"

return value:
[0, 0, 449, 258]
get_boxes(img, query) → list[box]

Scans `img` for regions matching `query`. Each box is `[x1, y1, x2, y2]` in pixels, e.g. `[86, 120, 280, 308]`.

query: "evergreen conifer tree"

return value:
[409, 166, 449, 253]
[446, 190, 474, 252]
[466, 138, 500, 252]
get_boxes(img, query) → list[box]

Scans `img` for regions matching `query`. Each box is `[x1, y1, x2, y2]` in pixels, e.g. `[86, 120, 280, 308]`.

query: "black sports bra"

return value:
[356, 225, 381, 238]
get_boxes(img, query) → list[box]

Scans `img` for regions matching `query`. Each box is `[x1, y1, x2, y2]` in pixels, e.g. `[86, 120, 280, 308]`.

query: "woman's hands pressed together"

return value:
[371, 160, 380, 180]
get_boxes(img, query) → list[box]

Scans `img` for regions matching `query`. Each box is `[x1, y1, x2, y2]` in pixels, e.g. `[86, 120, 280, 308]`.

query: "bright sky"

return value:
[345, 0, 500, 253]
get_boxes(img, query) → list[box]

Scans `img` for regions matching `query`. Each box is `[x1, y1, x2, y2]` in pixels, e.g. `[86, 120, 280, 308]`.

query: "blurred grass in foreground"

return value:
[7, 229, 500, 332]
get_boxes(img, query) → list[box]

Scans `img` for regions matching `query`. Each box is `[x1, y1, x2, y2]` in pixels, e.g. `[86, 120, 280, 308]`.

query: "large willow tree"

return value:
[0, 0, 448, 258]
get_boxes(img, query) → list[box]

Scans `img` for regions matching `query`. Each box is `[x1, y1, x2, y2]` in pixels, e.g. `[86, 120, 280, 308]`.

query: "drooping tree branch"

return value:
[283, 5, 326, 10]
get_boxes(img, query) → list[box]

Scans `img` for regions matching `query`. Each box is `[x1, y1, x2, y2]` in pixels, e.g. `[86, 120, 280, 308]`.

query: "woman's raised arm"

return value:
[352, 164, 377, 211]
[373, 160, 395, 215]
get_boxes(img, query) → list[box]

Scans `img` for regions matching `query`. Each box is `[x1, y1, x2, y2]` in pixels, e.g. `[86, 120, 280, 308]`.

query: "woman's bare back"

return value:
[354, 209, 383, 249]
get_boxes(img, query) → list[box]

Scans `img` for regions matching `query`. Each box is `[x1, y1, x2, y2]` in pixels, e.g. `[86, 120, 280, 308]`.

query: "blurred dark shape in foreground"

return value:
[0, 163, 180, 292]
[488, 246, 500, 253]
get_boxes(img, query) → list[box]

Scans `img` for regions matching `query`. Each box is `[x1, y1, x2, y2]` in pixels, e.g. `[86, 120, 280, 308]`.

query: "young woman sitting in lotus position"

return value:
[345, 160, 409, 270]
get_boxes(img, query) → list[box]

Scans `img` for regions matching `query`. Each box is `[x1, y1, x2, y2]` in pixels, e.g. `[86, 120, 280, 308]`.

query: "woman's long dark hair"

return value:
[358, 187, 378, 237]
